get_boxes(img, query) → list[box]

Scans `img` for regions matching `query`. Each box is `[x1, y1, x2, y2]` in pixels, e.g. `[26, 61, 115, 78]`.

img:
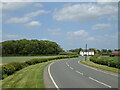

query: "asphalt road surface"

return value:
[45, 56, 118, 89]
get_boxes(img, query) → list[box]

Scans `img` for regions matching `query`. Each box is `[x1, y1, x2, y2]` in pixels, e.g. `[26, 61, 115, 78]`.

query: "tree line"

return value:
[2, 39, 63, 56]
[68, 48, 118, 55]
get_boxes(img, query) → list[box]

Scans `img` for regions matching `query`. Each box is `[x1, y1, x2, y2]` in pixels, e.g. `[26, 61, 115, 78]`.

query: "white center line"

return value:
[88, 77, 112, 88]
[76, 70, 84, 75]
[66, 62, 69, 67]
[70, 67, 74, 70]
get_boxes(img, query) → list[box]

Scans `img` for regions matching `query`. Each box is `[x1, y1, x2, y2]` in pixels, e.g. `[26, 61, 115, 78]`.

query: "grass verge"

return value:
[80, 59, 120, 74]
[2, 61, 52, 88]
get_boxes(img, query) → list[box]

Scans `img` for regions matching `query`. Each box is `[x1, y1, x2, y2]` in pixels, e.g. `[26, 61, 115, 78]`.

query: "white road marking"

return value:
[70, 67, 74, 70]
[66, 62, 69, 67]
[78, 60, 118, 77]
[76, 70, 84, 75]
[88, 77, 112, 88]
[48, 62, 60, 90]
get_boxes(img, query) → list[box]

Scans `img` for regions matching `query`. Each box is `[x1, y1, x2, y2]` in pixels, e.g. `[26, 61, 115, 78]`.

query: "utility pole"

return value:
[85, 44, 87, 61]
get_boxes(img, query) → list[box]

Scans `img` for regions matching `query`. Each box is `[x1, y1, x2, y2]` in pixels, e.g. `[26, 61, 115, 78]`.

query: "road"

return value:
[44, 56, 118, 89]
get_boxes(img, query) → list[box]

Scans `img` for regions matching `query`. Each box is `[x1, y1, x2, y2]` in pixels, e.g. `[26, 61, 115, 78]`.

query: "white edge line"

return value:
[89, 77, 112, 88]
[78, 60, 118, 77]
[48, 62, 60, 90]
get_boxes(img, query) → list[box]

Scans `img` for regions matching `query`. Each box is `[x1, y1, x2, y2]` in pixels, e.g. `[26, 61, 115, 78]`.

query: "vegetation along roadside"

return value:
[80, 56, 120, 74]
[2, 55, 79, 79]
[1, 55, 79, 88]
[2, 61, 50, 88]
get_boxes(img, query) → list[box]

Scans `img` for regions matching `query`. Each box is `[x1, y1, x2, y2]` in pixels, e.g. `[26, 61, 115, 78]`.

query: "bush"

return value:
[90, 55, 120, 69]
[2, 55, 79, 79]
[2, 62, 28, 79]
[59, 52, 77, 55]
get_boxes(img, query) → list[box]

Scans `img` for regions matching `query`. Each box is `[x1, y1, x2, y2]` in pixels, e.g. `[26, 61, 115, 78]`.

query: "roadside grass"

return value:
[2, 55, 65, 64]
[2, 61, 52, 88]
[80, 59, 120, 74]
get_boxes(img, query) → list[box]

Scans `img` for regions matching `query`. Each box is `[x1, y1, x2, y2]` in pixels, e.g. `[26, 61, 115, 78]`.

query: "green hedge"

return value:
[59, 52, 77, 55]
[2, 55, 79, 79]
[90, 56, 120, 69]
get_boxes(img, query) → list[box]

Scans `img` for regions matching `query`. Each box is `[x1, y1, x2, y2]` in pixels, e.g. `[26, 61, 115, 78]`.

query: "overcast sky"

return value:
[1, 2, 118, 50]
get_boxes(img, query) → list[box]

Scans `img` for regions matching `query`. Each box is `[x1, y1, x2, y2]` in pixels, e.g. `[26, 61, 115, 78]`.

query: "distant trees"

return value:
[114, 49, 120, 51]
[69, 48, 114, 55]
[2, 39, 63, 56]
[69, 48, 83, 54]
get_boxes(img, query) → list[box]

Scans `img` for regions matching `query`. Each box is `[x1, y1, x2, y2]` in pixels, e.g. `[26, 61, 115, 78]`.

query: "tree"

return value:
[101, 49, 108, 53]
[2, 39, 63, 56]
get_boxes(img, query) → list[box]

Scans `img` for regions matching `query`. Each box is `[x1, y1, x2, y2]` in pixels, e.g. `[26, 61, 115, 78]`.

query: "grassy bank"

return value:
[2, 61, 51, 88]
[80, 59, 120, 74]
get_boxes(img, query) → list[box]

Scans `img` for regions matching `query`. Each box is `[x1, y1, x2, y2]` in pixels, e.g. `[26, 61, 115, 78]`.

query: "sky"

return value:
[1, 1, 118, 50]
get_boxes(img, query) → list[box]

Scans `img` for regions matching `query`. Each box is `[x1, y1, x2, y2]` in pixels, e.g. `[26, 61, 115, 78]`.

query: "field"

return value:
[2, 55, 64, 64]
[98, 56, 120, 61]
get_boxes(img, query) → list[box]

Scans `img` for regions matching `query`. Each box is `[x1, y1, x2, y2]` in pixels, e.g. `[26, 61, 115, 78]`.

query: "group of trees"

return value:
[69, 48, 99, 54]
[68, 48, 117, 55]
[1, 39, 120, 56]
[69, 48, 83, 54]
[2, 39, 63, 56]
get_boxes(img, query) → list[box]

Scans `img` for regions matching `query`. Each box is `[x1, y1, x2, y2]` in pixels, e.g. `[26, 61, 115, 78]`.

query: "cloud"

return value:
[67, 30, 88, 39]
[34, 3, 43, 8]
[97, 0, 119, 2]
[40, 38, 51, 41]
[2, 34, 20, 40]
[48, 28, 63, 36]
[0, 14, 2, 18]
[25, 10, 49, 18]
[6, 10, 49, 24]
[1, 2, 44, 11]
[87, 37, 96, 41]
[25, 21, 41, 27]
[53, 3, 117, 22]
[1, 0, 36, 2]
[92, 23, 112, 30]
[6, 17, 29, 24]
[1, 0, 119, 2]
[86, 33, 118, 49]
[87, 33, 117, 41]
[48, 28, 60, 32]
[1, 2, 31, 11]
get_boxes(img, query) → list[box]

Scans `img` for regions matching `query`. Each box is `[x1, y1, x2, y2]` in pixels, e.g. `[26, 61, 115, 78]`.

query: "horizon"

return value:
[1, 38, 118, 51]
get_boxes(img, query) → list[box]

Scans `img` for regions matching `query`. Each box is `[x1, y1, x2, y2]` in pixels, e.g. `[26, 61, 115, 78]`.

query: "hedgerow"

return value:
[90, 55, 120, 69]
[2, 55, 79, 79]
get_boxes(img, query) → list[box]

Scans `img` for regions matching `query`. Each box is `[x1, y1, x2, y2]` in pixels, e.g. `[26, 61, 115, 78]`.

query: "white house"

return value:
[80, 50, 94, 56]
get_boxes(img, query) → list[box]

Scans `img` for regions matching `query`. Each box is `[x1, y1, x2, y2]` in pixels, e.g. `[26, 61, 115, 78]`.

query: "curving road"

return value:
[44, 56, 118, 89]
